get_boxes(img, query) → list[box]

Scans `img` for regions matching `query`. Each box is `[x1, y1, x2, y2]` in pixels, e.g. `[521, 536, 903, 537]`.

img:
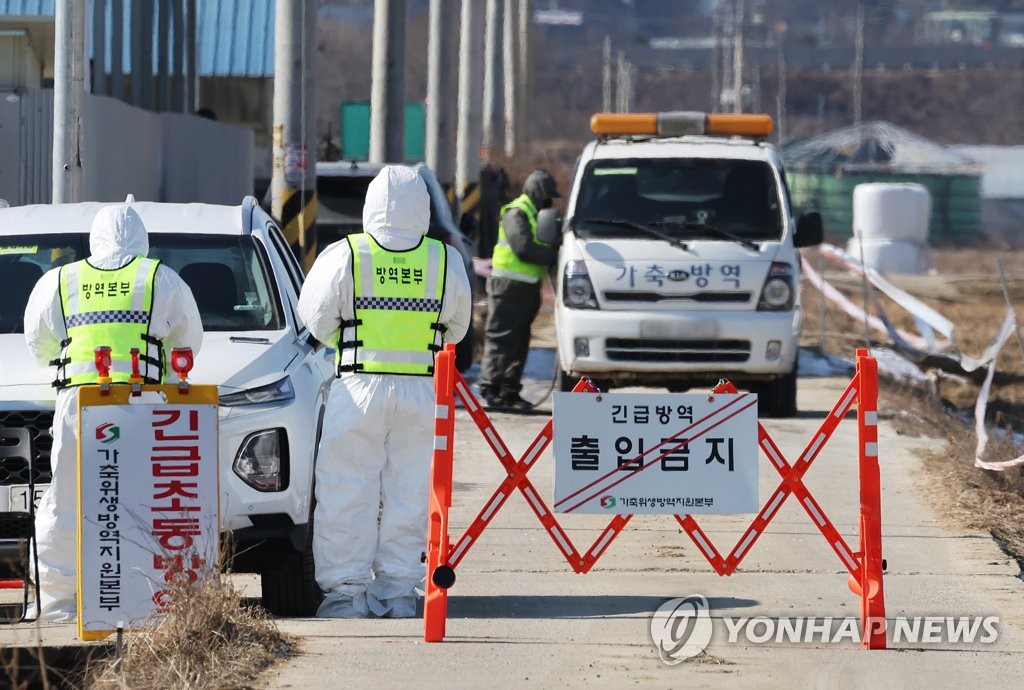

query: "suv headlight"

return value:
[563, 260, 598, 309]
[757, 261, 795, 311]
[218, 377, 295, 406]
[233, 428, 289, 492]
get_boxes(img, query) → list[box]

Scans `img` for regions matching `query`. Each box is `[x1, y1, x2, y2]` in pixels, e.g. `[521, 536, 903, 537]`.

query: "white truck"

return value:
[548, 112, 823, 417]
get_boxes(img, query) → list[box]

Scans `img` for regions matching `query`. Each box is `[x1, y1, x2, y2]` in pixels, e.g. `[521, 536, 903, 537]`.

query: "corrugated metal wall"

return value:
[0, 0, 56, 16]
[198, 0, 274, 77]
[789, 171, 983, 246]
[20, 87, 53, 204]
[1, 0, 275, 78]
[0, 88, 53, 205]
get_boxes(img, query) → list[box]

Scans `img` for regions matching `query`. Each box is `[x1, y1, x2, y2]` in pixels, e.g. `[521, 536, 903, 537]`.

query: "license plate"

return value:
[8, 484, 47, 512]
[639, 319, 718, 339]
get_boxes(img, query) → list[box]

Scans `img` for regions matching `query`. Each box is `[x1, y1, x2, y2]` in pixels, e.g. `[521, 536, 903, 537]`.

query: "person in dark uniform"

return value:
[479, 169, 561, 411]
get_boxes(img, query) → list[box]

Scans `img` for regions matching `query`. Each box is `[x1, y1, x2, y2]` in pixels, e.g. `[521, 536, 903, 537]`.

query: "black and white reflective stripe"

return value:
[66, 310, 150, 327]
[353, 297, 443, 312]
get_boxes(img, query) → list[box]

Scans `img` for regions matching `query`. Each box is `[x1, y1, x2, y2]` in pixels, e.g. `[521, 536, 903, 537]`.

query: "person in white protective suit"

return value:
[298, 165, 472, 618]
[23, 204, 203, 622]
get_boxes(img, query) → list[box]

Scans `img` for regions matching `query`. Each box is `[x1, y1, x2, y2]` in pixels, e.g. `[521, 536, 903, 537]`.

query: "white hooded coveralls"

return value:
[23, 205, 203, 622]
[297, 165, 471, 615]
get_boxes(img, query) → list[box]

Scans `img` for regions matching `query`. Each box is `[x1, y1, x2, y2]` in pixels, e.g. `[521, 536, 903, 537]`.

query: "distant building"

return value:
[950, 145, 1024, 248]
[783, 122, 984, 246]
[0, 0, 273, 188]
[919, 10, 996, 46]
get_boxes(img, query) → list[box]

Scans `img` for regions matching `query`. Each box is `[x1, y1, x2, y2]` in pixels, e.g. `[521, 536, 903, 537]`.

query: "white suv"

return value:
[0, 197, 334, 615]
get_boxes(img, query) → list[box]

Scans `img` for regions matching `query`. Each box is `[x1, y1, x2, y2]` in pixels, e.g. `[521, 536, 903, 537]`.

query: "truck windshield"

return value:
[0, 233, 283, 334]
[574, 158, 783, 241]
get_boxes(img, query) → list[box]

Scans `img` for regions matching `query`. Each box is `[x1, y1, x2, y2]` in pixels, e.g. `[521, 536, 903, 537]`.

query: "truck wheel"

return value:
[261, 513, 322, 617]
[756, 367, 798, 418]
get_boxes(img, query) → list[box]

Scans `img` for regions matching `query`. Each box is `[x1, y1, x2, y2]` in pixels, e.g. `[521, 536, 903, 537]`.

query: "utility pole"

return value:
[722, 1, 734, 111]
[271, 0, 318, 270]
[733, 0, 745, 113]
[616, 51, 628, 112]
[853, 0, 865, 125]
[370, 0, 406, 163]
[503, 0, 518, 159]
[482, 0, 504, 159]
[710, 2, 721, 112]
[516, 0, 533, 159]
[602, 35, 612, 113]
[426, 0, 457, 190]
[776, 23, 788, 143]
[456, 0, 484, 216]
[53, 0, 85, 203]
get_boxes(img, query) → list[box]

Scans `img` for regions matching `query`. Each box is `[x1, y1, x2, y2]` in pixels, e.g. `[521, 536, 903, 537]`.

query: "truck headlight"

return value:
[218, 377, 295, 406]
[563, 260, 598, 309]
[233, 428, 289, 492]
[757, 262, 794, 311]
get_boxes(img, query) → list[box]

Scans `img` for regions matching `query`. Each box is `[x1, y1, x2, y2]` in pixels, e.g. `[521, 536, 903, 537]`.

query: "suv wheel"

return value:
[260, 505, 322, 617]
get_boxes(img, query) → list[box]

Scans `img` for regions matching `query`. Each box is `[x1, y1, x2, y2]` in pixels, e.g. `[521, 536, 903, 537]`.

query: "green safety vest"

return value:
[340, 233, 447, 376]
[55, 256, 163, 388]
[491, 194, 547, 283]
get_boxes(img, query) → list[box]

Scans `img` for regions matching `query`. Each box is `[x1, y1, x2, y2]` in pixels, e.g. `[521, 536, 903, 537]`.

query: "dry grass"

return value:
[85, 575, 291, 690]
[884, 380, 1024, 565]
[803, 244, 1024, 568]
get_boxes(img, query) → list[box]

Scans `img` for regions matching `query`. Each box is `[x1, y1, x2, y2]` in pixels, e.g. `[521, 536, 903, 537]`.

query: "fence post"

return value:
[855, 348, 887, 649]
[424, 345, 456, 642]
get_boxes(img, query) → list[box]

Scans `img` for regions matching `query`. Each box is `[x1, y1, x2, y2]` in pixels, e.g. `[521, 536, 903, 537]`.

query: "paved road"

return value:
[3, 349, 1021, 687]
[260, 354, 1024, 689]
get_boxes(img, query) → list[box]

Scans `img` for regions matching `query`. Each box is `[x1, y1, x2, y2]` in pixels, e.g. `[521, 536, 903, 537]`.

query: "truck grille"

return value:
[0, 411, 54, 486]
[605, 338, 751, 363]
[604, 291, 752, 303]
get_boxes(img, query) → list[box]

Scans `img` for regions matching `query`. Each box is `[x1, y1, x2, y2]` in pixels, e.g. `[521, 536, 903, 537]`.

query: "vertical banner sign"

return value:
[552, 392, 759, 515]
[77, 385, 219, 641]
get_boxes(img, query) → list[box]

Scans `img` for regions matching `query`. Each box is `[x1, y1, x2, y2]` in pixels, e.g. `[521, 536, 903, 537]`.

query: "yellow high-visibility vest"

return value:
[56, 256, 163, 387]
[339, 233, 447, 376]
[490, 194, 546, 283]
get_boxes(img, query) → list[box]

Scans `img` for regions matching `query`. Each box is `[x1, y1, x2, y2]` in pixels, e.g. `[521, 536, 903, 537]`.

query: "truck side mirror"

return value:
[794, 211, 823, 248]
[536, 207, 562, 246]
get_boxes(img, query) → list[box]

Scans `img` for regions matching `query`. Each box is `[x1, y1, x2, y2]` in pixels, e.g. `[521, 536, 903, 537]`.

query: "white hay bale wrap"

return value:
[845, 237, 933, 275]
[852, 182, 932, 243]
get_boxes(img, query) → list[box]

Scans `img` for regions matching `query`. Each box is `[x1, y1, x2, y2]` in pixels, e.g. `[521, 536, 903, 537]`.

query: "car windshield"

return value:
[0, 232, 283, 334]
[574, 158, 784, 241]
[316, 170, 453, 247]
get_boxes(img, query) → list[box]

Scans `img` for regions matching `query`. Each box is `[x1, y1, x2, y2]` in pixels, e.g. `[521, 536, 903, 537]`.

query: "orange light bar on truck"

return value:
[590, 112, 774, 138]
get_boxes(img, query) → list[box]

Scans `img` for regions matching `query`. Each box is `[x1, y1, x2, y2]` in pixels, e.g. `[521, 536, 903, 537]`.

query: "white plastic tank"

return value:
[847, 182, 933, 274]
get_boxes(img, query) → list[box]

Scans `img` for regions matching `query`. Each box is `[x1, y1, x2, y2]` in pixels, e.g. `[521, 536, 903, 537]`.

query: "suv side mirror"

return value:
[794, 211, 823, 248]
[537, 207, 562, 246]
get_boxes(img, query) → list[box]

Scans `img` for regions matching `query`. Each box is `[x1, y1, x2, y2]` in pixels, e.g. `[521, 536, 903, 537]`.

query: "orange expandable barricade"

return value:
[425, 346, 886, 649]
